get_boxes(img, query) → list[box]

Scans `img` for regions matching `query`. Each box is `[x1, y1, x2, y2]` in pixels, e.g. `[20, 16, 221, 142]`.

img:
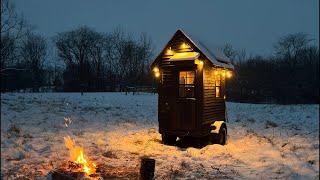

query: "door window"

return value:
[179, 71, 195, 97]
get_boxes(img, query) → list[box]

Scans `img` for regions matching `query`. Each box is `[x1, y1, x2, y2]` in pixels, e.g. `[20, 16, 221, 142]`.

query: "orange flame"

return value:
[64, 136, 96, 175]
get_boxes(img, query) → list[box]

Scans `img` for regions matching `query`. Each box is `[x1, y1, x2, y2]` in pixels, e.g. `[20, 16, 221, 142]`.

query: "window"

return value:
[179, 71, 195, 97]
[215, 74, 221, 98]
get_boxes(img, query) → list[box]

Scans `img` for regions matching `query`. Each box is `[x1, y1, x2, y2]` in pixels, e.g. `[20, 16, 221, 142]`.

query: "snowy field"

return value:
[1, 93, 319, 179]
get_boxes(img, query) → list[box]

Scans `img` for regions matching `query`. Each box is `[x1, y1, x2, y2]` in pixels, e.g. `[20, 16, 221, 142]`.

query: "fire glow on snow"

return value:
[1, 93, 318, 179]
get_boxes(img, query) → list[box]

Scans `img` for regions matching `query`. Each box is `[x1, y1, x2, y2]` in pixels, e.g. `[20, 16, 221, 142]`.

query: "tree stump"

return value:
[139, 156, 155, 180]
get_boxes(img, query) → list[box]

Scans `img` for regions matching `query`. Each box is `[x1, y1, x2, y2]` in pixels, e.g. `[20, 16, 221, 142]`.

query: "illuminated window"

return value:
[215, 74, 221, 98]
[179, 71, 195, 98]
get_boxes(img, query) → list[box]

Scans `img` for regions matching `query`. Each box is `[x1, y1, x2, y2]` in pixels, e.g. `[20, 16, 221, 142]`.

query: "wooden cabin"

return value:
[151, 29, 234, 145]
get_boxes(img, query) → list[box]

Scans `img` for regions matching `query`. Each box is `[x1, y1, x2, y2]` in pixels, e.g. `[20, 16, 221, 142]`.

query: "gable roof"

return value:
[151, 29, 234, 70]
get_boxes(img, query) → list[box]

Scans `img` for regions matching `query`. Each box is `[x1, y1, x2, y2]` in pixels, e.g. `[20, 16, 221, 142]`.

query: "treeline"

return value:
[55, 27, 153, 92]
[1, 0, 319, 104]
[1, 0, 55, 92]
[1, 1, 153, 92]
[225, 33, 319, 104]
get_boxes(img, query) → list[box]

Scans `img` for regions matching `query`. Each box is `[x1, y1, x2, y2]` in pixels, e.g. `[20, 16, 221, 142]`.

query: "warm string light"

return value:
[214, 69, 233, 78]
[153, 67, 160, 78]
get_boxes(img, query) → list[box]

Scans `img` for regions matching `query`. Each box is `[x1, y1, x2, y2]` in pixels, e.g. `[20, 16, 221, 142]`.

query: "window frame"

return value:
[215, 73, 221, 98]
[178, 70, 195, 98]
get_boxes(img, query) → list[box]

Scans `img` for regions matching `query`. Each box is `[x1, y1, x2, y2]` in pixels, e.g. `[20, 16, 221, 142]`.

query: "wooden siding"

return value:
[157, 29, 227, 137]
[158, 32, 200, 133]
[202, 67, 226, 125]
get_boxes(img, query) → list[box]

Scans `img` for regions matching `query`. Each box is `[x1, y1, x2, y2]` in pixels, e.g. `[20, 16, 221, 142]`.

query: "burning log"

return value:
[139, 157, 155, 180]
[49, 161, 101, 180]
[49, 161, 139, 180]
[50, 169, 85, 180]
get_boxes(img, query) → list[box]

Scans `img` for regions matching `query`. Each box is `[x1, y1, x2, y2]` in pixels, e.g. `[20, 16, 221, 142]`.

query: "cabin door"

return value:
[176, 70, 196, 131]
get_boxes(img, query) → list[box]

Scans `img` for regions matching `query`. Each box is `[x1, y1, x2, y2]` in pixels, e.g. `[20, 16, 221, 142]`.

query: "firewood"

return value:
[50, 169, 85, 180]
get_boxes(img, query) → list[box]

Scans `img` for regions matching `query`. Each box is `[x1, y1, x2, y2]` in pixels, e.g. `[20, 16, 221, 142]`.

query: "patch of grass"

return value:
[81, 106, 96, 112]
[7, 124, 21, 137]
[169, 167, 183, 179]
[104, 107, 111, 111]
[265, 120, 278, 128]
[102, 150, 118, 159]
[180, 160, 190, 169]
[307, 160, 315, 165]
[247, 118, 255, 123]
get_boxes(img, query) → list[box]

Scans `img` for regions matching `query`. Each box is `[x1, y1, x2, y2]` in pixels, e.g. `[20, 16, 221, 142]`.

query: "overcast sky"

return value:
[14, 0, 319, 56]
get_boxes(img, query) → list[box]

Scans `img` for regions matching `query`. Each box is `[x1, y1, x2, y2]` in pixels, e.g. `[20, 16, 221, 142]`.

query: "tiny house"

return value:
[151, 29, 234, 145]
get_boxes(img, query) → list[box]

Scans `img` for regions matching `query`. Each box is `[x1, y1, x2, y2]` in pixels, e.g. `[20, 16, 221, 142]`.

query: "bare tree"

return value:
[55, 26, 106, 91]
[236, 48, 247, 64]
[109, 28, 153, 86]
[0, 35, 15, 68]
[1, 0, 29, 73]
[274, 32, 312, 59]
[1, 0, 28, 38]
[20, 33, 47, 91]
[222, 43, 237, 62]
[88, 33, 106, 79]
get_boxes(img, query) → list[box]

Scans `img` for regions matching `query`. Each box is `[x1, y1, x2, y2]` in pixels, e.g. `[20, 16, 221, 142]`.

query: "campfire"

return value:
[48, 118, 152, 179]
[49, 135, 142, 179]
[63, 136, 96, 176]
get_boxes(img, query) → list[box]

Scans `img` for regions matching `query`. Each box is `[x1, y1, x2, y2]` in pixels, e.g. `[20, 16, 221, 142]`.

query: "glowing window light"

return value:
[226, 71, 232, 78]
[214, 70, 219, 75]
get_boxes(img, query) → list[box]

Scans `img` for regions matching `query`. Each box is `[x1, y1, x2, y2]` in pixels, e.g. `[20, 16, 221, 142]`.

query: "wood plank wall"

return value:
[202, 67, 226, 125]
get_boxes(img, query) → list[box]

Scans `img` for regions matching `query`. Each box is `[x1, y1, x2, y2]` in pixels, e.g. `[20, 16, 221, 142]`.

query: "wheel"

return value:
[209, 126, 227, 145]
[161, 134, 176, 145]
[217, 126, 227, 145]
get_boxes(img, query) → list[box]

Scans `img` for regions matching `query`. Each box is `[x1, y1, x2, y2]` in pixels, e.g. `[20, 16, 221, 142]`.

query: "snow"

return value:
[179, 29, 234, 69]
[1, 93, 319, 179]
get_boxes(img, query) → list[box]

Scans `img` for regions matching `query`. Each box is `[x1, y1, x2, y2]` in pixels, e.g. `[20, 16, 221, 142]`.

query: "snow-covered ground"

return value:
[1, 93, 319, 179]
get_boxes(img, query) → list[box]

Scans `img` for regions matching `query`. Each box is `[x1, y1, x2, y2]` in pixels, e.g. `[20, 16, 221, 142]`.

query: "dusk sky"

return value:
[14, 0, 319, 56]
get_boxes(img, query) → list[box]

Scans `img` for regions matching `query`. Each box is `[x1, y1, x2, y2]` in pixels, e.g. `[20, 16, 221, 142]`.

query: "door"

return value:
[176, 70, 196, 130]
